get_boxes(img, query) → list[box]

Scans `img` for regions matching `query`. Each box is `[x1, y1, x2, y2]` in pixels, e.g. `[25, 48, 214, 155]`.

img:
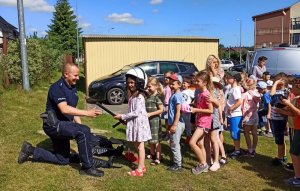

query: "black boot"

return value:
[18, 141, 35, 164]
[80, 166, 104, 177]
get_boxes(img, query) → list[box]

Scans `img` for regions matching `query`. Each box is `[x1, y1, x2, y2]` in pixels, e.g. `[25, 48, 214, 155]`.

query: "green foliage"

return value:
[47, 0, 81, 57]
[0, 38, 63, 86]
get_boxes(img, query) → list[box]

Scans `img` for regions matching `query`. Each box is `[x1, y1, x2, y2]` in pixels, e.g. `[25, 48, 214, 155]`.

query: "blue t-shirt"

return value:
[168, 92, 184, 125]
[46, 77, 78, 121]
[260, 92, 271, 111]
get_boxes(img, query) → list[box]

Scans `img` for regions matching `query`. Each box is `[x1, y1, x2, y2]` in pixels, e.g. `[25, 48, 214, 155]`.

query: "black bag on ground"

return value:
[90, 134, 124, 168]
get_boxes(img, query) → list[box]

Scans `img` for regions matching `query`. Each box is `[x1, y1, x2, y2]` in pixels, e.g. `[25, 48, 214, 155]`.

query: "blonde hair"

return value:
[148, 76, 164, 97]
[205, 54, 221, 71]
[195, 70, 213, 92]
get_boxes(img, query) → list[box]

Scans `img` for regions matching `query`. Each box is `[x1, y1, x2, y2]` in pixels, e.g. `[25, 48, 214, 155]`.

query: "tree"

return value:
[47, 0, 81, 57]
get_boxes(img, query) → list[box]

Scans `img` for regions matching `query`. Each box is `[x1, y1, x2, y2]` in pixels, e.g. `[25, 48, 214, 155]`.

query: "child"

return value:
[181, 77, 195, 143]
[269, 73, 289, 166]
[162, 71, 174, 140]
[277, 78, 300, 187]
[114, 67, 151, 177]
[145, 77, 164, 165]
[257, 81, 271, 136]
[263, 71, 273, 87]
[166, 73, 185, 171]
[211, 77, 227, 166]
[242, 75, 261, 157]
[224, 71, 243, 159]
[189, 70, 213, 175]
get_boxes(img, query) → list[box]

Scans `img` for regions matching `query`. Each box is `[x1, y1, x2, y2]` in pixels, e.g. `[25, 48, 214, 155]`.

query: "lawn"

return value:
[0, 80, 298, 191]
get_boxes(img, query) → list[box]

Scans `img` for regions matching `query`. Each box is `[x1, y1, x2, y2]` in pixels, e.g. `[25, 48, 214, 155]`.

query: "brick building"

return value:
[253, 1, 300, 49]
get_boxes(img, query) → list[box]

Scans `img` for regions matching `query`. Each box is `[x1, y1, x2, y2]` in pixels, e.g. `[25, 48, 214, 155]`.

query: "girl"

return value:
[242, 75, 261, 157]
[161, 71, 174, 141]
[189, 70, 214, 175]
[114, 67, 151, 177]
[145, 77, 164, 165]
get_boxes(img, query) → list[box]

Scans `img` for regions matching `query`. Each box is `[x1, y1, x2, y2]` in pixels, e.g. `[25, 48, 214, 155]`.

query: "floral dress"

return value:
[121, 94, 152, 142]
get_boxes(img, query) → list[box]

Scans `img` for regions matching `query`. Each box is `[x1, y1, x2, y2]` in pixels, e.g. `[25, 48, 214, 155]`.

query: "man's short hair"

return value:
[258, 56, 268, 62]
[263, 71, 270, 76]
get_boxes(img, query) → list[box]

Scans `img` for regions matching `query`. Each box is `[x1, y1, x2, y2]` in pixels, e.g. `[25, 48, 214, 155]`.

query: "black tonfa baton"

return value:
[86, 98, 125, 128]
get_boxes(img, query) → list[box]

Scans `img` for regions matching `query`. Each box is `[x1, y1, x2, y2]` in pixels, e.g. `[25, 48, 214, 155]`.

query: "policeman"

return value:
[18, 63, 104, 177]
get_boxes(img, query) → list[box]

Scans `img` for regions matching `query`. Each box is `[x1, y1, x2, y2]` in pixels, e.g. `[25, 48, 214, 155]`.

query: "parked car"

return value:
[220, 59, 234, 71]
[228, 63, 246, 72]
[88, 60, 199, 105]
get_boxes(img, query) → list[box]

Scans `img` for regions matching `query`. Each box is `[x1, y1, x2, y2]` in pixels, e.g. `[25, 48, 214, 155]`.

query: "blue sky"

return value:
[0, 0, 298, 47]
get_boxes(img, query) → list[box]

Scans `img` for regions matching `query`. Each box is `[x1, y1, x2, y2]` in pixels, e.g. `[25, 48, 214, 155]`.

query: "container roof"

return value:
[82, 34, 219, 41]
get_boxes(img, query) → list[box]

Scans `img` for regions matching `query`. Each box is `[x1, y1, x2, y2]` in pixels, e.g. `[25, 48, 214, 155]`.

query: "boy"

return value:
[167, 73, 185, 171]
[262, 71, 273, 87]
[181, 77, 195, 143]
[257, 81, 271, 136]
[276, 78, 300, 187]
[269, 73, 289, 166]
[224, 71, 243, 159]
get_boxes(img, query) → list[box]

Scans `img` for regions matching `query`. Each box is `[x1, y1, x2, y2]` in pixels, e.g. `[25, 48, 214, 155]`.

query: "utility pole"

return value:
[17, 0, 30, 91]
[76, 0, 80, 66]
[237, 19, 242, 64]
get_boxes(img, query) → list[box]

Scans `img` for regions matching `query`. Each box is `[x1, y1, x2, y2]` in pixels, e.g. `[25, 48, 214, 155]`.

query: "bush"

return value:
[0, 38, 63, 87]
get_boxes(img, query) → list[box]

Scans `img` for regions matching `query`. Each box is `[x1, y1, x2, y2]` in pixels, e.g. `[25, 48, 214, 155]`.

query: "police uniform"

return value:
[32, 77, 93, 169]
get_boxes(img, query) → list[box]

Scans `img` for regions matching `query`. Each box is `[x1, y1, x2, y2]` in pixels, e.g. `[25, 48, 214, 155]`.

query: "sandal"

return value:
[127, 169, 143, 177]
[150, 159, 161, 165]
[131, 165, 146, 173]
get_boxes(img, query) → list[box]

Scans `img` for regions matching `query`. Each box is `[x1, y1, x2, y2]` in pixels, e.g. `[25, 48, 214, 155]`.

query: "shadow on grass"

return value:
[221, 142, 297, 191]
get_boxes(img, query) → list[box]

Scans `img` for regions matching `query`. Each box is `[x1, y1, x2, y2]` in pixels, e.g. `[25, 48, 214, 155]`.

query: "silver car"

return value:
[221, 59, 234, 71]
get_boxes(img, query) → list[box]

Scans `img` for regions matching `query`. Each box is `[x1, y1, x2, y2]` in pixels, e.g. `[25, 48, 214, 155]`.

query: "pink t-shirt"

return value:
[195, 89, 212, 129]
[242, 89, 261, 122]
[163, 85, 172, 105]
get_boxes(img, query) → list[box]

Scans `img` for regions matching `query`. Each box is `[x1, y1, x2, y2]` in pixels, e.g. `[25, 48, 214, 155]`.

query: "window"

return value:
[159, 62, 179, 74]
[178, 64, 190, 72]
[139, 63, 158, 76]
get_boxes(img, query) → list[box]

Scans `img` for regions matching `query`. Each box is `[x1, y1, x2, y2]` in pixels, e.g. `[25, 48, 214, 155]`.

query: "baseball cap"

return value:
[169, 73, 183, 84]
[248, 75, 257, 81]
[211, 77, 224, 89]
[256, 81, 267, 89]
[266, 80, 273, 87]
[226, 71, 242, 82]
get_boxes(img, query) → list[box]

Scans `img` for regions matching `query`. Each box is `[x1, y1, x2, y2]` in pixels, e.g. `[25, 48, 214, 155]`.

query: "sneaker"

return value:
[80, 166, 104, 177]
[191, 163, 209, 175]
[219, 157, 228, 166]
[209, 162, 220, 171]
[167, 164, 182, 171]
[284, 177, 300, 187]
[245, 150, 256, 157]
[229, 150, 241, 159]
[150, 159, 161, 165]
[18, 141, 34, 164]
[284, 163, 294, 172]
[272, 157, 285, 166]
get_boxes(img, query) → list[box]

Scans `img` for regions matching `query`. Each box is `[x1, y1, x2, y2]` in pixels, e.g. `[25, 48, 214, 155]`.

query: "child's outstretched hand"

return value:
[114, 114, 122, 120]
[274, 79, 285, 86]
[169, 125, 176, 134]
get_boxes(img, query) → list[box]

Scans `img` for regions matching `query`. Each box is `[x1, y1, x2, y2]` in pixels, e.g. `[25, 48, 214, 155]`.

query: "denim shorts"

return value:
[270, 119, 287, 145]
[228, 116, 242, 140]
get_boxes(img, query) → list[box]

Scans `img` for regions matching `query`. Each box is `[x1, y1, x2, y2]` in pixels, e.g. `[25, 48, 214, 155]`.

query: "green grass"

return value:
[0, 79, 298, 191]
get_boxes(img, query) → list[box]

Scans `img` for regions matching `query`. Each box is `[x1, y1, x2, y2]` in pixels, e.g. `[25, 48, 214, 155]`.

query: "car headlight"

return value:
[91, 82, 103, 89]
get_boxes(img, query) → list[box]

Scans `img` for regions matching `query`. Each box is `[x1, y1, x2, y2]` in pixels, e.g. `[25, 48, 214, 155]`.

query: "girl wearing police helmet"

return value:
[114, 67, 151, 177]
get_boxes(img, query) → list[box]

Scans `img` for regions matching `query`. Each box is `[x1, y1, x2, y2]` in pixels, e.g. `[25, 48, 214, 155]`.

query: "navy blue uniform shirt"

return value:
[46, 77, 78, 121]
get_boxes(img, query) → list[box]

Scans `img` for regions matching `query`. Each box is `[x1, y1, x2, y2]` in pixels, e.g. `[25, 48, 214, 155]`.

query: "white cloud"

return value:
[106, 13, 144, 25]
[0, 0, 54, 12]
[29, 27, 38, 32]
[79, 22, 91, 29]
[152, 9, 159, 13]
[150, 0, 163, 5]
[40, 31, 47, 36]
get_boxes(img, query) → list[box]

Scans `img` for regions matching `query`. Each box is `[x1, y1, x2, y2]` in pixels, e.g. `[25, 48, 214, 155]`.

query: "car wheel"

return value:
[107, 88, 125, 105]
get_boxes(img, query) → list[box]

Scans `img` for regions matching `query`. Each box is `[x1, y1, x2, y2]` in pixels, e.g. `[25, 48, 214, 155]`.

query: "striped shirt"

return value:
[270, 89, 289, 120]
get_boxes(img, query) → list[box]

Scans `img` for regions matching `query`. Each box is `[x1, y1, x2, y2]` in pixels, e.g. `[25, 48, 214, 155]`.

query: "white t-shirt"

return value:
[225, 86, 242, 117]
[182, 89, 195, 105]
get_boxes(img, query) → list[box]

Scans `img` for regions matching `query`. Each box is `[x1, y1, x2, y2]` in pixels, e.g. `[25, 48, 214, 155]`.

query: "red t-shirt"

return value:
[195, 89, 212, 129]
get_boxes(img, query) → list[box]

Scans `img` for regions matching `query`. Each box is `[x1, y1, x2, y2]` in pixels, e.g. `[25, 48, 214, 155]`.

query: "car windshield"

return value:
[111, 65, 133, 75]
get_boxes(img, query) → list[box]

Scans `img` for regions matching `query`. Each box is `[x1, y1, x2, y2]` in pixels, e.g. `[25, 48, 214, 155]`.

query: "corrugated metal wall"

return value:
[83, 36, 218, 90]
